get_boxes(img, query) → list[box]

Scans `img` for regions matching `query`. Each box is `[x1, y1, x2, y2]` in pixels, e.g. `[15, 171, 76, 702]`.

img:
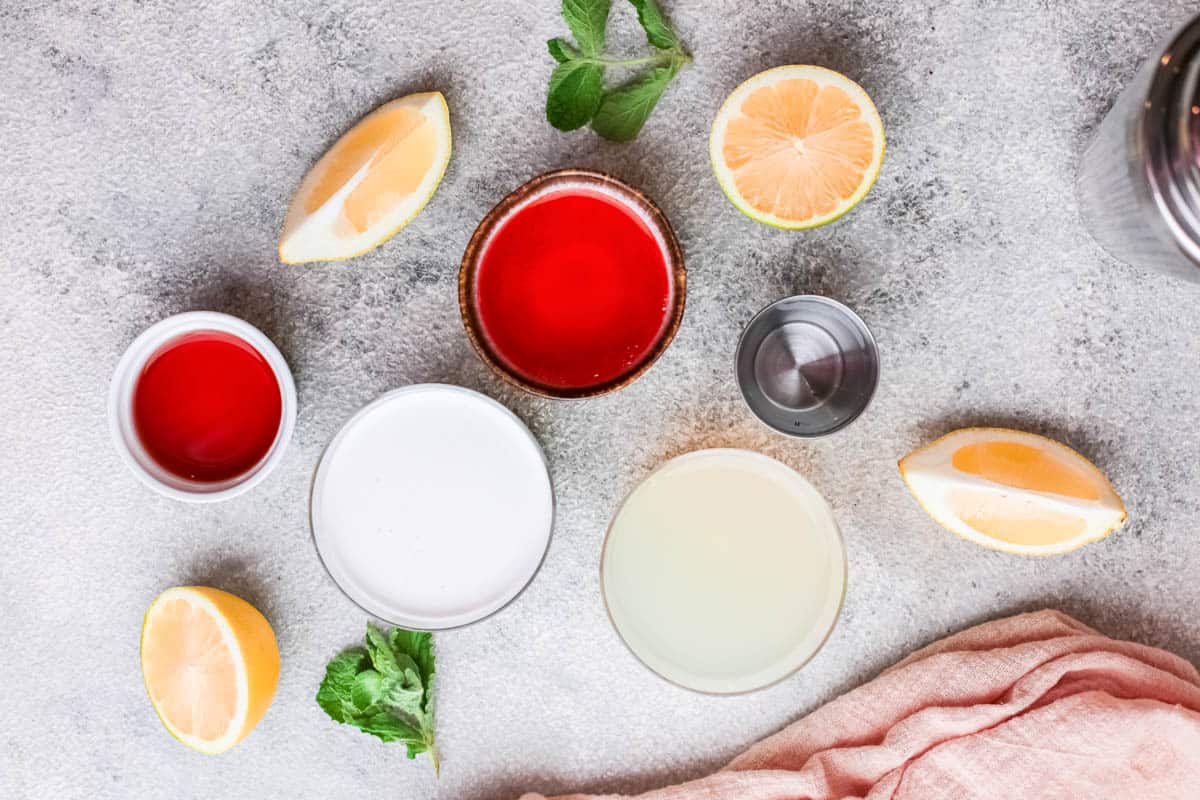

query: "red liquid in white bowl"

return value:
[133, 331, 283, 483]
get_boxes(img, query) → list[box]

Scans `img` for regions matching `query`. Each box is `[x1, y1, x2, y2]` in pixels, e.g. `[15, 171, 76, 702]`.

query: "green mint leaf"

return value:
[356, 710, 424, 744]
[591, 61, 680, 141]
[315, 649, 370, 723]
[546, 60, 605, 131]
[381, 656, 424, 717]
[545, 0, 690, 141]
[547, 38, 579, 64]
[351, 669, 385, 711]
[317, 625, 439, 773]
[383, 676, 424, 719]
[389, 628, 435, 696]
[627, 0, 678, 49]
[404, 738, 431, 760]
[562, 0, 611, 56]
[364, 622, 402, 678]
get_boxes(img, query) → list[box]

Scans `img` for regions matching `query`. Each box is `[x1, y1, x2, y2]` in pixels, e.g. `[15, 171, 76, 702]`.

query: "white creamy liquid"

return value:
[311, 385, 554, 628]
[602, 449, 845, 693]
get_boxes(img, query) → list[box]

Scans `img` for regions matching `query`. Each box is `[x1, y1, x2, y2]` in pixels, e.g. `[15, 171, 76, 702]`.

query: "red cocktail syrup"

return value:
[474, 188, 672, 391]
[133, 331, 282, 483]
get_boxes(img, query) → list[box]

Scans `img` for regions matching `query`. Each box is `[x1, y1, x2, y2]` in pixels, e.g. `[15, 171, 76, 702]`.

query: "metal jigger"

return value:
[735, 296, 879, 437]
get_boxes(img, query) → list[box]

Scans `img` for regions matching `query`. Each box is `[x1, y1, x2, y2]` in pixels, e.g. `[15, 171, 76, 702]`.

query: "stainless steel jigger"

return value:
[735, 296, 879, 437]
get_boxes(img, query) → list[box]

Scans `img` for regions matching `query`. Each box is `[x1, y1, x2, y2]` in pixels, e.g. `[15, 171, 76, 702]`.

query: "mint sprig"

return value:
[546, 0, 691, 142]
[316, 623, 439, 774]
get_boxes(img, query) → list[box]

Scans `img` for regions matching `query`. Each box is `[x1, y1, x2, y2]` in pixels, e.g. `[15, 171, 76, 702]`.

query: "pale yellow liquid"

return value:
[602, 449, 845, 693]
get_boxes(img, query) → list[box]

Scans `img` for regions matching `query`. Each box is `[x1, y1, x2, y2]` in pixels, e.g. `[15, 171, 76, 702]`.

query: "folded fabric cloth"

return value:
[521, 610, 1200, 800]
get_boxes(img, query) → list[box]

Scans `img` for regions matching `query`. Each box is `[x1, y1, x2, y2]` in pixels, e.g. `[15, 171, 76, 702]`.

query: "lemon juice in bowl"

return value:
[602, 449, 846, 694]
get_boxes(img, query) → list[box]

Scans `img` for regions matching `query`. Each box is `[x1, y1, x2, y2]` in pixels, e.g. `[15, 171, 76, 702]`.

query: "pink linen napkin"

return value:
[521, 610, 1200, 799]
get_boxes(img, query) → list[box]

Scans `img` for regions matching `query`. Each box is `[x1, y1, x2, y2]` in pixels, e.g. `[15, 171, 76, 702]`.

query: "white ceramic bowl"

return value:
[107, 311, 297, 502]
[310, 384, 555, 629]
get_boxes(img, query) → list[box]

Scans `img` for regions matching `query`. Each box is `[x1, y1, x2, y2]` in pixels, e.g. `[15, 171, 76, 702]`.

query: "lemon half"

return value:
[140, 587, 280, 754]
[710, 65, 884, 230]
[705, 65, 888, 230]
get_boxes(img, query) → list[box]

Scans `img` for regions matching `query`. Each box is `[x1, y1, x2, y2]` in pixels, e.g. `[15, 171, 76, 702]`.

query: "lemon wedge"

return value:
[279, 91, 452, 264]
[899, 428, 1126, 556]
[140, 587, 280, 754]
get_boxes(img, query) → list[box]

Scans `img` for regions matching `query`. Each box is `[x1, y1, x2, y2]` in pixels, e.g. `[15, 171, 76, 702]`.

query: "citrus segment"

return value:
[949, 488, 1090, 547]
[140, 587, 280, 754]
[710, 66, 884, 229]
[950, 441, 1101, 501]
[280, 92, 451, 264]
[899, 428, 1126, 556]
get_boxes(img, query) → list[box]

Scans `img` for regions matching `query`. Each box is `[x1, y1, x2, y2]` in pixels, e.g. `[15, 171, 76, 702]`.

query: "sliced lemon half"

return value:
[710, 65, 885, 229]
[279, 91, 452, 264]
[140, 587, 280, 754]
[899, 428, 1126, 556]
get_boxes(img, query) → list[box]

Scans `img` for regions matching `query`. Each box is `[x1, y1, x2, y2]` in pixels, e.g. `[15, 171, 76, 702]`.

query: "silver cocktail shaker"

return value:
[1077, 14, 1200, 281]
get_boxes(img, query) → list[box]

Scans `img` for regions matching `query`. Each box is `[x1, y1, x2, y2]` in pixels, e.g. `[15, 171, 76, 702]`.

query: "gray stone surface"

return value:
[3, 1, 1200, 798]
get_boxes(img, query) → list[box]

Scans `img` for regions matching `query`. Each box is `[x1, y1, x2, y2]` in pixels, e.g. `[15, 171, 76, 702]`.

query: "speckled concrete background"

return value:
[4, 1, 1200, 798]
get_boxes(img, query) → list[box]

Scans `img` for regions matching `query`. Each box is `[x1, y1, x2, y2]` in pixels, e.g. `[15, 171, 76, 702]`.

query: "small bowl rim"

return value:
[735, 294, 880, 438]
[106, 310, 297, 503]
[459, 168, 687, 399]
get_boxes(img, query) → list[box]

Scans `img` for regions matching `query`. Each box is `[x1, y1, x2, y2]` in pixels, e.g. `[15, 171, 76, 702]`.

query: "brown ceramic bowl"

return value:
[459, 169, 686, 399]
